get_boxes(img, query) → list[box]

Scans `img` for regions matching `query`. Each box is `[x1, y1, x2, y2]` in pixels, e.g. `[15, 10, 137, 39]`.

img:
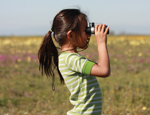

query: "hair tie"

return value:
[50, 30, 55, 40]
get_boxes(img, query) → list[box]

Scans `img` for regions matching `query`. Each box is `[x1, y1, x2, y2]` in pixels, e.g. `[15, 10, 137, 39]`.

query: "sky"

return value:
[0, 0, 150, 36]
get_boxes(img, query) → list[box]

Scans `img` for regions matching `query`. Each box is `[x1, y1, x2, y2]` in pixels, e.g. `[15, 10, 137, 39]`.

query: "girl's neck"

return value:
[61, 43, 77, 53]
[62, 48, 78, 53]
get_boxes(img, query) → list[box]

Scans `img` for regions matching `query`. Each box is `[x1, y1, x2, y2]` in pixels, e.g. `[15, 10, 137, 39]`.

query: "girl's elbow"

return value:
[99, 69, 111, 78]
[103, 71, 110, 77]
[105, 71, 111, 77]
[106, 68, 111, 77]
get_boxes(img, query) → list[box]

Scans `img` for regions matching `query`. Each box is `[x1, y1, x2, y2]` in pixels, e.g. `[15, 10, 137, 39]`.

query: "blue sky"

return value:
[0, 0, 150, 35]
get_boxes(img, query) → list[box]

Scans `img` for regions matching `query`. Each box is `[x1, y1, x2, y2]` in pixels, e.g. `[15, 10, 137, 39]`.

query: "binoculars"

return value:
[85, 22, 109, 34]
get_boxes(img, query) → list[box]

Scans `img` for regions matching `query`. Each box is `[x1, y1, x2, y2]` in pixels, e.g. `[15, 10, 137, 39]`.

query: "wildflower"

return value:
[24, 112, 28, 114]
[124, 51, 128, 55]
[27, 56, 31, 62]
[114, 58, 118, 62]
[15, 64, 18, 68]
[128, 49, 132, 52]
[138, 52, 142, 57]
[17, 58, 21, 62]
[142, 106, 147, 111]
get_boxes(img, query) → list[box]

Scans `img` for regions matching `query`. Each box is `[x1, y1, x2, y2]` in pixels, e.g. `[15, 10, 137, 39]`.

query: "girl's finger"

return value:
[101, 24, 106, 33]
[95, 25, 99, 32]
[104, 26, 109, 34]
[98, 24, 103, 32]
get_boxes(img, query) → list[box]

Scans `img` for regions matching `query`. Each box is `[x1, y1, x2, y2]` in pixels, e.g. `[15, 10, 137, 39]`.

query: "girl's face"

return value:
[72, 18, 91, 49]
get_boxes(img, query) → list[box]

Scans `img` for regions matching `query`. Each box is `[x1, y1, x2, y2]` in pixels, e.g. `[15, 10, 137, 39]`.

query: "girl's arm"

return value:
[90, 24, 110, 78]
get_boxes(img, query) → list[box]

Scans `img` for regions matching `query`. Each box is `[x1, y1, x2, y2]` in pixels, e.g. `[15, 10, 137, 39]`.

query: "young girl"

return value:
[38, 9, 110, 115]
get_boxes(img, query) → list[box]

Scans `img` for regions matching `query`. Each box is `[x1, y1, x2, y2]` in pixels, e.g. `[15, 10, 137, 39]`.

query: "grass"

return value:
[0, 35, 150, 115]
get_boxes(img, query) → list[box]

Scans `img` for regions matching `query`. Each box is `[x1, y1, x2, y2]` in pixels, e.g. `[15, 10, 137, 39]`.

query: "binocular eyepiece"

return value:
[85, 22, 109, 34]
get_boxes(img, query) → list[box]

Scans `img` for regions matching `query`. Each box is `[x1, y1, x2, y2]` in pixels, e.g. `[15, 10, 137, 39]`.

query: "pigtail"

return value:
[38, 30, 64, 90]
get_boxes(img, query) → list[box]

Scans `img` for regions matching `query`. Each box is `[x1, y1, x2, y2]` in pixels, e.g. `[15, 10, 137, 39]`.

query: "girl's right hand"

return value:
[90, 24, 110, 78]
[95, 24, 109, 44]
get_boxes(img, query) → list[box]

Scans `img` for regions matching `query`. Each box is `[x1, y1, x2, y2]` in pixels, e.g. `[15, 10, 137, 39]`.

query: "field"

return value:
[0, 35, 150, 115]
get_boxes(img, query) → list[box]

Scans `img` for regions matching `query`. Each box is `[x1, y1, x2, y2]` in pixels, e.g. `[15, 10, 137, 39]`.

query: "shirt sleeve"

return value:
[82, 59, 95, 75]
[65, 53, 95, 75]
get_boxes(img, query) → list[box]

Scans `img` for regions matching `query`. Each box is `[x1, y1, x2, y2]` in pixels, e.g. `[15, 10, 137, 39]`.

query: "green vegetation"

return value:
[0, 36, 150, 115]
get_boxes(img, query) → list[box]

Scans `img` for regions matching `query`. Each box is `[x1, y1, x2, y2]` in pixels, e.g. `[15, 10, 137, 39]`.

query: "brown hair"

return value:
[38, 9, 87, 90]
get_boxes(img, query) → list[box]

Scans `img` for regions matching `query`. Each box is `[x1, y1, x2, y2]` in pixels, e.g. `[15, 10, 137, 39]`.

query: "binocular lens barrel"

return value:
[85, 23, 109, 34]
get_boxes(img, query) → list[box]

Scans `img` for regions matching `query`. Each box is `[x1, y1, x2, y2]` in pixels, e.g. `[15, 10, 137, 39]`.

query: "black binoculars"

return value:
[85, 22, 109, 34]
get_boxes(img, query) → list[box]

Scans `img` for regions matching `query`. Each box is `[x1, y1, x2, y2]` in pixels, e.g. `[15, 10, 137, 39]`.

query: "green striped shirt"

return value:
[59, 52, 102, 115]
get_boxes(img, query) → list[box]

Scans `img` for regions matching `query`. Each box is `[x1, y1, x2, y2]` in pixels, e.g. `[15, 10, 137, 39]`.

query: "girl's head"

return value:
[38, 9, 89, 89]
[52, 9, 90, 48]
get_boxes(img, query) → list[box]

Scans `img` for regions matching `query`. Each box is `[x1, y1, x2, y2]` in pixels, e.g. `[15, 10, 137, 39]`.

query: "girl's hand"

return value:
[95, 24, 109, 44]
[90, 24, 110, 78]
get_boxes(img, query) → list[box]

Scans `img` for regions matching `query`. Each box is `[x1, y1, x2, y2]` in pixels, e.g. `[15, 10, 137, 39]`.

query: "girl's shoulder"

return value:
[59, 52, 81, 58]
[58, 52, 86, 64]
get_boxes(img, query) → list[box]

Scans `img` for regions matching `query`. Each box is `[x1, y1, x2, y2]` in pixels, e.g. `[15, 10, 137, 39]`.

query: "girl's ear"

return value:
[67, 30, 73, 40]
[67, 30, 76, 40]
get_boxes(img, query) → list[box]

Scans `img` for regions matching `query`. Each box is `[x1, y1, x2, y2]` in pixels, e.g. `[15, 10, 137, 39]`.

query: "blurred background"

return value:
[0, 0, 150, 115]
